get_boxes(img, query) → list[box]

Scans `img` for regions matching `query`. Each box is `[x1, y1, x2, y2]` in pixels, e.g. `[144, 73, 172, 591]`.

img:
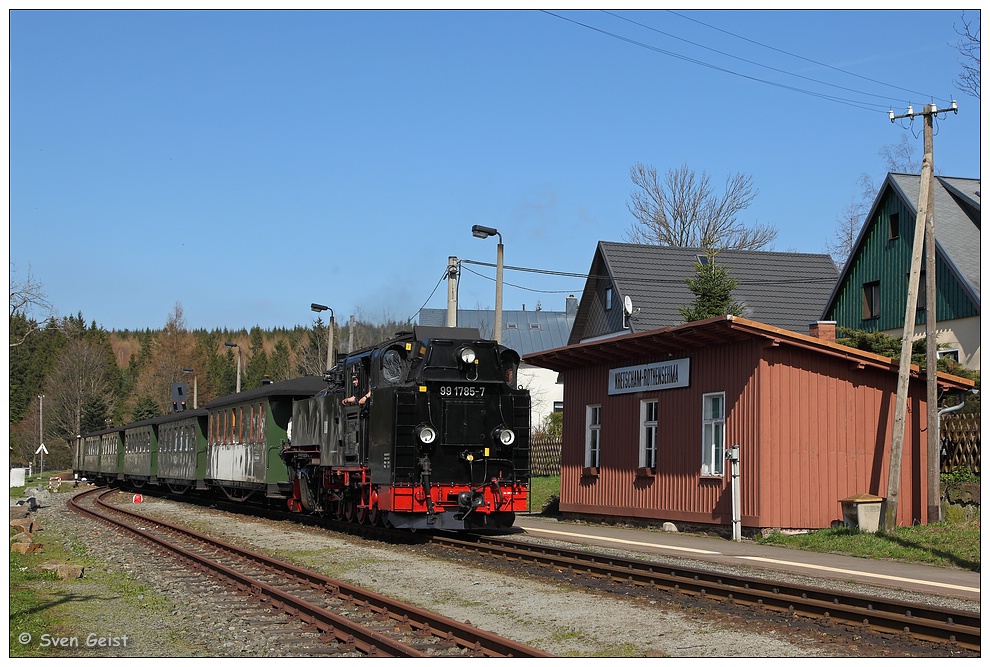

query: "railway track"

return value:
[433, 533, 980, 654]
[67, 488, 551, 658]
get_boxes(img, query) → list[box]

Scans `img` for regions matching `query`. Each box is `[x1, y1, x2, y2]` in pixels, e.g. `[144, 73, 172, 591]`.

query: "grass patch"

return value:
[10, 550, 62, 657]
[756, 519, 980, 570]
[529, 476, 560, 514]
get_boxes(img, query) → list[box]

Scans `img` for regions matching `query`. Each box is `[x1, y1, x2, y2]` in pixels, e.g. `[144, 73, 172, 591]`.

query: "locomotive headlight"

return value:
[458, 346, 477, 365]
[415, 424, 437, 445]
[494, 426, 515, 446]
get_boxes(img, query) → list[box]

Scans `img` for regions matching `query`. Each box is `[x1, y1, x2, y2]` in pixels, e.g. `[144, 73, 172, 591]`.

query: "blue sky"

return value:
[9, 9, 982, 332]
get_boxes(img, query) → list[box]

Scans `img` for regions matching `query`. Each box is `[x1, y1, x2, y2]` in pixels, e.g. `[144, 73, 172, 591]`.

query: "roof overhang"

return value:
[524, 315, 974, 392]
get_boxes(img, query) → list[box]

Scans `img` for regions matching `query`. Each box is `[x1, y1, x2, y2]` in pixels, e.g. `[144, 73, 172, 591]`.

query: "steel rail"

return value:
[69, 488, 421, 657]
[433, 534, 980, 653]
[69, 488, 552, 657]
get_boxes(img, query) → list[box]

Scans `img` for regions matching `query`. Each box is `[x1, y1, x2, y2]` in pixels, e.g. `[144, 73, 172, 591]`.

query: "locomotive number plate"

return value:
[439, 385, 486, 397]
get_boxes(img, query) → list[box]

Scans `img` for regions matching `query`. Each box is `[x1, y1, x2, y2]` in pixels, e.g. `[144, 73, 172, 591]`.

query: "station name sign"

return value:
[608, 358, 690, 395]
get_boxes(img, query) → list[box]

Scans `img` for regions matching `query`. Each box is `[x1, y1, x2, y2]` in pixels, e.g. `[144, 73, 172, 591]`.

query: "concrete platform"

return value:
[512, 514, 981, 604]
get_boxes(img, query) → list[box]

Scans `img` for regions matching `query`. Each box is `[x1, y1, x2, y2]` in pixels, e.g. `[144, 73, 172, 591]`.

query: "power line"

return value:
[462, 258, 839, 287]
[540, 10, 921, 113]
[408, 268, 450, 323]
[661, 9, 939, 103]
[604, 10, 932, 107]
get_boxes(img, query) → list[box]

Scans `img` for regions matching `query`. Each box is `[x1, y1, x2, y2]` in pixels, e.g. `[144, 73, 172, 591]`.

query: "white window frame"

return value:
[640, 399, 658, 469]
[701, 392, 725, 477]
[585, 404, 601, 468]
[938, 348, 960, 363]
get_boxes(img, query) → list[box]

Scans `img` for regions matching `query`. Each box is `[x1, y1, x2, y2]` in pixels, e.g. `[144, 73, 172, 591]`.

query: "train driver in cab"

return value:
[342, 373, 370, 406]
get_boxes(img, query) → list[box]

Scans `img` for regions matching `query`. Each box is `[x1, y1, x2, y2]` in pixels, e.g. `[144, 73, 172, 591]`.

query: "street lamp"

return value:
[182, 368, 198, 409]
[310, 303, 335, 372]
[471, 225, 503, 344]
[223, 342, 241, 393]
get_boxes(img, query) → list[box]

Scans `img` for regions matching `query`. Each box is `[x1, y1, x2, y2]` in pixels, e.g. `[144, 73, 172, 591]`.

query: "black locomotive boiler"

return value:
[280, 326, 531, 531]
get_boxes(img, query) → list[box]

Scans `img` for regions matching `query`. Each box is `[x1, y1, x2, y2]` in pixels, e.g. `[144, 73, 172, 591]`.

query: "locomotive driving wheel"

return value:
[368, 505, 382, 526]
[342, 499, 357, 522]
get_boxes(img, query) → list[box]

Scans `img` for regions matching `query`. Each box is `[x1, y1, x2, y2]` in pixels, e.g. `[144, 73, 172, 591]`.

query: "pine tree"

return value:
[678, 246, 744, 322]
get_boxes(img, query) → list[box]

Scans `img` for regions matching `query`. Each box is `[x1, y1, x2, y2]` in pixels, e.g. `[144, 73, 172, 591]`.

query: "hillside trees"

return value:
[245, 326, 270, 389]
[129, 303, 199, 418]
[625, 162, 777, 251]
[8, 301, 416, 470]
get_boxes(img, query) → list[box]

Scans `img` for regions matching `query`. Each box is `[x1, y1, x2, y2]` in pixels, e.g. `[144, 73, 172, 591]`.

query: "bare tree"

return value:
[624, 162, 776, 250]
[827, 135, 923, 266]
[825, 197, 867, 269]
[879, 134, 921, 174]
[9, 262, 54, 347]
[954, 11, 980, 99]
[43, 338, 118, 444]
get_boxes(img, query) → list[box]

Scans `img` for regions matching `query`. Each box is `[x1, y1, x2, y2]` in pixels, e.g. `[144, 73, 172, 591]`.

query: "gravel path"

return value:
[14, 486, 965, 658]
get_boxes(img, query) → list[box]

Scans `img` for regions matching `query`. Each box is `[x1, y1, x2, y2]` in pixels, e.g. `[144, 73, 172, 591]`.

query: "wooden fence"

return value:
[528, 413, 980, 477]
[530, 434, 562, 477]
[941, 413, 980, 475]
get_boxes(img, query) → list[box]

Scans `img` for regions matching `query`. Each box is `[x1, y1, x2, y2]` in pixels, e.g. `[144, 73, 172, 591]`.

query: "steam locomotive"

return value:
[74, 326, 532, 532]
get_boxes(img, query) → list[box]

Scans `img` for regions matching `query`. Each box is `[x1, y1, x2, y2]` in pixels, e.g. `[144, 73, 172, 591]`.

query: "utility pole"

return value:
[924, 148, 939, 525]
[446, 256, 459, 327]
[883, 101, 956, 532]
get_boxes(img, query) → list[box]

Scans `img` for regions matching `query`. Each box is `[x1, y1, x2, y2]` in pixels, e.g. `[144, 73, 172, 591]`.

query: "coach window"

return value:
[258, 403, 267, 443]
[701, 392, 725, 477]
[640, 399, 658, 470]
[585, 405, 601, 469]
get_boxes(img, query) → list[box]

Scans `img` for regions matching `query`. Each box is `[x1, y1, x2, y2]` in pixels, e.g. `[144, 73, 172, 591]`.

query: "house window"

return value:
[585, 405, 601, 468]
[553, 401, 563, 413]
[701, 392, 725, 477]
[640, 400, 658, 469]
[862, 281, 880, 320]
[938, 349, 960, 364]
[889, 212, 900, 240]
[605, 287, 613, 311]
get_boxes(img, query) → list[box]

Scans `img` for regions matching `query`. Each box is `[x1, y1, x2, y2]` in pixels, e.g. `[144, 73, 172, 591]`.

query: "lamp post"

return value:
[471, 224, 503, 344]
[223, 342, 241, 393]
[182, 368, 198, 409]
[310, 303, 335, 372]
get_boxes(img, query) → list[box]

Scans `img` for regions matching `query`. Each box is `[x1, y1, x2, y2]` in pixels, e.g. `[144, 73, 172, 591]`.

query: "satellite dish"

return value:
[623, 295, 634, 316]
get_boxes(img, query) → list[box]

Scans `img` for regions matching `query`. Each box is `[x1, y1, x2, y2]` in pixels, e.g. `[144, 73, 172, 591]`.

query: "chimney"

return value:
[808, 321, 836, 342]
[566, 294, 578, 316]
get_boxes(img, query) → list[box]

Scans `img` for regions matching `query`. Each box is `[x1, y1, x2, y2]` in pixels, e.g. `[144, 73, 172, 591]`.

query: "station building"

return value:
[525, 315, 973, 530]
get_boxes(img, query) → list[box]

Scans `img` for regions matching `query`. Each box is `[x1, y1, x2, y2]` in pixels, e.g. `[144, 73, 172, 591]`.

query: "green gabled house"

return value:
[822, 173, 980, 370]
